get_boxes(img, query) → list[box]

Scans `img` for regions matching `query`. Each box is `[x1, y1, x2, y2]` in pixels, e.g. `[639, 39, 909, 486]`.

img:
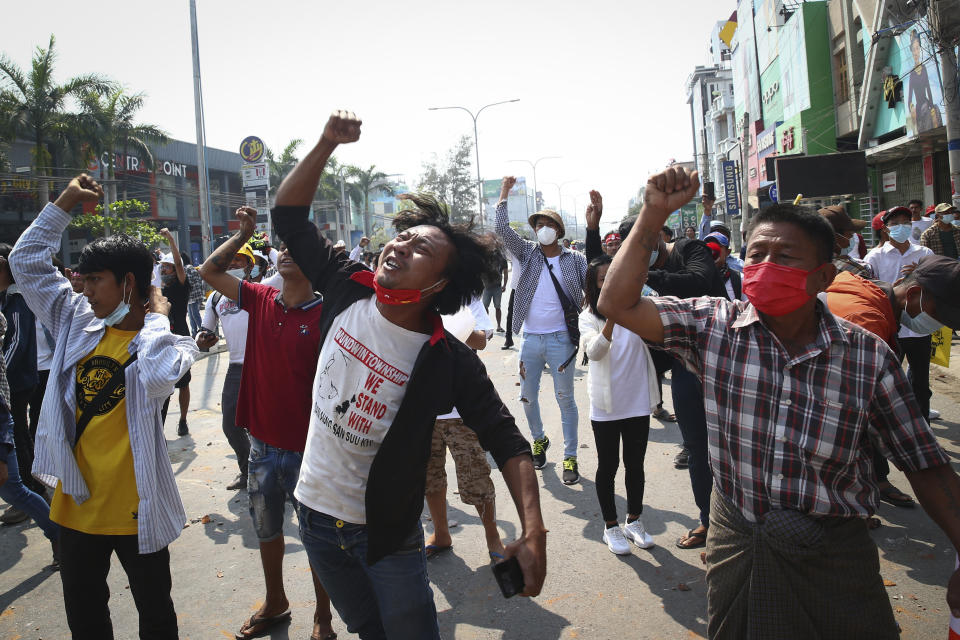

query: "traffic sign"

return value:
[769, 184, 778, 203]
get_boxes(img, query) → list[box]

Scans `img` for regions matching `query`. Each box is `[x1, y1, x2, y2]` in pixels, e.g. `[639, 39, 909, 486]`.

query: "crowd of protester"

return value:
[2, 110, 960, 640]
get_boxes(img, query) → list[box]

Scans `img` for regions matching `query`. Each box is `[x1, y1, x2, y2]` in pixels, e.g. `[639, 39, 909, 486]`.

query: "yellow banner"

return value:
[931, 327, 951, 368]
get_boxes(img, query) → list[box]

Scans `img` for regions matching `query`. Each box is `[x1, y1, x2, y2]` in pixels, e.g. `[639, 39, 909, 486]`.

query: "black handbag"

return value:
[73, 352, 138, 447]
[541, 250, 580, 372]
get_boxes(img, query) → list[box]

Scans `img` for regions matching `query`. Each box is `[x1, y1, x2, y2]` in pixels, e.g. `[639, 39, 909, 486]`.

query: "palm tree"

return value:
[80, 87, 168, 204]
[0, 34, 112, 202]
[349, 164, 397, 236]
[265, 138, 302, 197]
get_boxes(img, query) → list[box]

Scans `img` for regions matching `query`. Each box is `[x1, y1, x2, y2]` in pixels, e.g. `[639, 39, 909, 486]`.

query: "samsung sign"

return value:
[721, 161, 740, 215]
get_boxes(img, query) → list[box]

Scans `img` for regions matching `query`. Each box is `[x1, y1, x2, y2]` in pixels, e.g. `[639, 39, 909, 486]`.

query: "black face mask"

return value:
[161, 273, 176, 287]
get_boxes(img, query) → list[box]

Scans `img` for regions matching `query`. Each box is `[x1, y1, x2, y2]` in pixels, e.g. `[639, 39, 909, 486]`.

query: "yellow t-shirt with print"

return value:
[50, 327, 140, 534]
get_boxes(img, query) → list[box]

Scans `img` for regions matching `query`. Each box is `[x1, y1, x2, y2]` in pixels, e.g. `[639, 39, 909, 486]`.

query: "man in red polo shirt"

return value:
[199, 208, 335, 640]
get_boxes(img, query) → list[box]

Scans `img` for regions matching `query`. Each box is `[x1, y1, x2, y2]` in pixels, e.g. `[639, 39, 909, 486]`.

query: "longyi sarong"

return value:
[705, 487, 898, 639]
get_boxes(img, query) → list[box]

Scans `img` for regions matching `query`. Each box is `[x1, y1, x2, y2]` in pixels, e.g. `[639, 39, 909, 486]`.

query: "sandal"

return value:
[310, 633, 337, 640]
[879, 485, 915, 509]
[676, 528, 707, 549]
[236, 610, 291, 639]
[425, 544, 453, 559]
[652, 406, 676, 422]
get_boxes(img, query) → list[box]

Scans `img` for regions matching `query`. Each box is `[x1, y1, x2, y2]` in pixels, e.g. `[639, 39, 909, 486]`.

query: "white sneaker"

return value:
[623, 519, 655, 549]
[602, 525, 631, 555]
[929, 409, 941, 421]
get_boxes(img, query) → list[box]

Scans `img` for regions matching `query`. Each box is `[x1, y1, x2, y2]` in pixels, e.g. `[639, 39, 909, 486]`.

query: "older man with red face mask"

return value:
[600, 166, 960, 639]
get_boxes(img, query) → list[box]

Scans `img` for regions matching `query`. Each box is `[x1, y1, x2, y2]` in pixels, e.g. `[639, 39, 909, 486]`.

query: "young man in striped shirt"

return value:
[10, 174, 198, 639]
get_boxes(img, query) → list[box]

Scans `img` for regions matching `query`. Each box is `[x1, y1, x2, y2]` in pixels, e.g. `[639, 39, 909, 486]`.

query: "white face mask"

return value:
[227, 268, 246, 280]
[103, 280, 132, 327]
[901, 289, 943, 335]
[537, 226, 558, 246]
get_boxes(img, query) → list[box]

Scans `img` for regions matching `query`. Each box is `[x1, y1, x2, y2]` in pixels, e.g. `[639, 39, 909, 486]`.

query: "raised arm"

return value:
[9, 174, 103, 336]
[160, 228, 186, 284]
[272, 111, 364, 293]
[584, 190, 604, 262]
[198, 207, 256, 300]
[598, 167, 700, 343]
[494, 176, 533, 261]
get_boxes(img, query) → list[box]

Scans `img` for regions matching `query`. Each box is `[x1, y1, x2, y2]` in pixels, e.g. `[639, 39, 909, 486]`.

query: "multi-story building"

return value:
[0, 136, 371, 263]
[688, 0, 957, 241]
[686, 22, 737, 210]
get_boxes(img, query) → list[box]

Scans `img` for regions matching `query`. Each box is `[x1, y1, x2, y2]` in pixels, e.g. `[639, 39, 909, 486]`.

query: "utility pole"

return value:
[739, 111, 751, 242]
[931, 0, 960, 206]
[189, 0, 213, 259]
[427, 100, 519, 229]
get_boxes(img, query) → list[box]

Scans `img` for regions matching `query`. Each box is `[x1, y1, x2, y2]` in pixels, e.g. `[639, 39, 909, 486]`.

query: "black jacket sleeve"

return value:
[585, 228, 603, 263]
[271, 206, 368, 296]
[451, 341, 532, 469]
[646, 239, 724, 299]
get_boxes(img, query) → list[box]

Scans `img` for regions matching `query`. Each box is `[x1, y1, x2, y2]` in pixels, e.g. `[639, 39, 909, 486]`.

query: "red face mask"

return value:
[372, 277, 446, 305]
[742, 262, 820, 316]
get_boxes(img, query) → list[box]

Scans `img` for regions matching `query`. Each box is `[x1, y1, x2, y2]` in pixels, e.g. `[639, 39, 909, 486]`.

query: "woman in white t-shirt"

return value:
[579, 254, 661, 556]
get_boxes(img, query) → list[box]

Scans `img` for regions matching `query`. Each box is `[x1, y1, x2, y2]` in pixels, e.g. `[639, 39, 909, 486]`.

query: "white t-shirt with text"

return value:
[295, 297, 429, 524]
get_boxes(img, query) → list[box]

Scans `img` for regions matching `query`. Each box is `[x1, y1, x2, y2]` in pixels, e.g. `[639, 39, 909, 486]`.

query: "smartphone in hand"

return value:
[491, 556, 525, 598]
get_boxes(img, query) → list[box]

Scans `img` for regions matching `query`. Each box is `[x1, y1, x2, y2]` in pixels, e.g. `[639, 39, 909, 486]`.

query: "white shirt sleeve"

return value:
[467, 296, 495, 338]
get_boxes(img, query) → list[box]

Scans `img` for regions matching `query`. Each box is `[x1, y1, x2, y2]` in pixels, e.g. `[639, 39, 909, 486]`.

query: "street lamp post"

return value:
[509, 156, 560, 217]
[544, 180, 579, 238]
[428, 99, 519, 228]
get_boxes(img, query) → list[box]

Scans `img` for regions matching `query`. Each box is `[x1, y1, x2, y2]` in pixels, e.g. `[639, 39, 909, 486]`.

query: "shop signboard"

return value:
[882, 171, 898, 193]
[241, 162, 269, 189]
[239, 136, 265, 163]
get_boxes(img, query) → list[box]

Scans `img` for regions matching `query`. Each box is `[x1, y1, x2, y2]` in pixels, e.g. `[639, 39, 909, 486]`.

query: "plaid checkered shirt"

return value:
[652, 295, 949, 522]
[494, 200, 587, 334]
[186, 265, 206, 304]
[920, 223, 960, 257]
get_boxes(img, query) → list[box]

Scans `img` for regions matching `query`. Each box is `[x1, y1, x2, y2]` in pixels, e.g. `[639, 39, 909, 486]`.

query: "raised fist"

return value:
[643, 167, 700, 221]
[64, 174, 104, 203]
[585, 190, 603, 230]
[321, 110, 362, 146]
[500, 176, 517, 200]
[235, 206, 258, 238]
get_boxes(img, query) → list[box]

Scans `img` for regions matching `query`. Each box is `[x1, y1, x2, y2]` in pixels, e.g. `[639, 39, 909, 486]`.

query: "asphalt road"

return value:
[3, 331, 960, 639]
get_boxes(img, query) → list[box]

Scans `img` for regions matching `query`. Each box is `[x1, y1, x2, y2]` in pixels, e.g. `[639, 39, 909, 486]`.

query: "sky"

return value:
[3, 0, 729, 223]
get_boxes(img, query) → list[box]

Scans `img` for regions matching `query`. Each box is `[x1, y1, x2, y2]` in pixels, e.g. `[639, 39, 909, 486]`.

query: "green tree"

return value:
[264, 138, 302, 197]
[349, 164, 397, 236]
[0, 35, 112, 201]
[69, 198, 163, 246]
[509, 220, 533, 240]
[79, 87, 168, 202]
[417, 136, 476, 224]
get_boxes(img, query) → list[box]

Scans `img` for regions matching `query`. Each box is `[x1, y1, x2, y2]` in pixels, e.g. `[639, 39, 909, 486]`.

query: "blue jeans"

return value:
[247, 435, 302, 541]
[0, 412, 59, 542]
[298, 506, 439, 640]
[187, 301, 202, 336]
[671, 362, 712, 528]
[519, 331, 579, 457]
